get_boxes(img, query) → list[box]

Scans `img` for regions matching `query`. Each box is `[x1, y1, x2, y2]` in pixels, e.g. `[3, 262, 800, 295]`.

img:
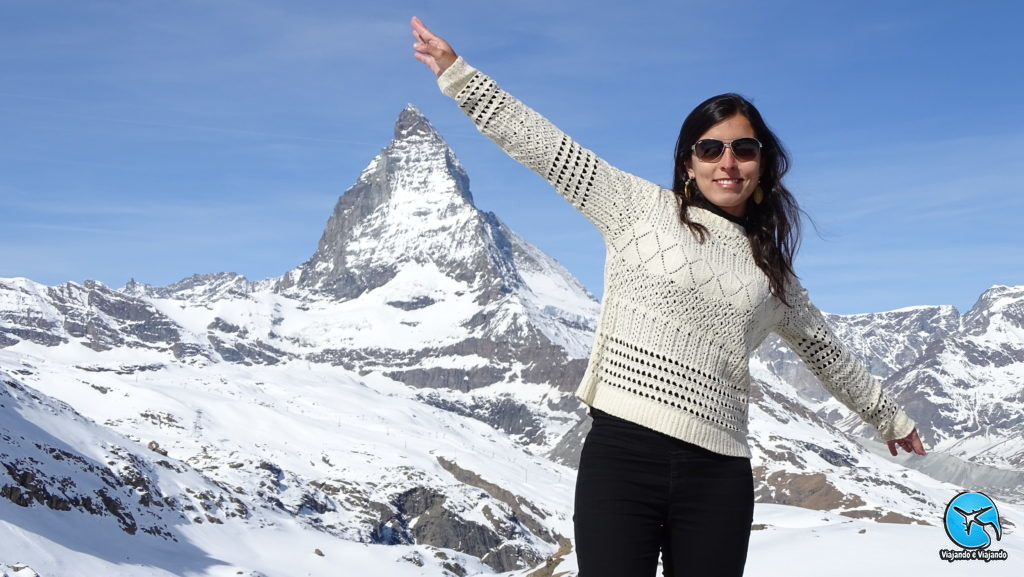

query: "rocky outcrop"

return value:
[0, 375, 244, 540]
[365, 459, 559, 574]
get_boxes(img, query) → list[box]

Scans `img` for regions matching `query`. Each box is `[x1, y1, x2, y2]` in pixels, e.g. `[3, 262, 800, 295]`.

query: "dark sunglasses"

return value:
[691, 137, 762, 162]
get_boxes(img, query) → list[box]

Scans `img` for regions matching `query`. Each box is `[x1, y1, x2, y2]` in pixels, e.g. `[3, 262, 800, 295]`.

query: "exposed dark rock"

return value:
[753, 467, 867, 512]
[171, 342, 213, 361]
[207, 335, 288, 365]
[387, 296, 437, 311]
[208, 318, 248, 336]
[387, 366, 509, 392]
[792, 441, 858, 468]
[420, 393, 552, 445]
[436, 456, 561, 545]
[365, 480, 550, 573]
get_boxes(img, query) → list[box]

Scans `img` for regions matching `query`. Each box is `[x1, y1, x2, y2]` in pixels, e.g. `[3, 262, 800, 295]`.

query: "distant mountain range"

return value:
[1, 105, 1021, 577]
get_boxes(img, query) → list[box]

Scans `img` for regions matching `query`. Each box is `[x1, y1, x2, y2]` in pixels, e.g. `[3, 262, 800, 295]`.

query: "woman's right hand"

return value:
[411, 16, 458, 77]
[887, 427, 927, 456]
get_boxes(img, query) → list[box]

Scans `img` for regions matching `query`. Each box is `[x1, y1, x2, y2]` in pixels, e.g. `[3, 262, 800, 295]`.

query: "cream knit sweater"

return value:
[439, 57, 914, 458]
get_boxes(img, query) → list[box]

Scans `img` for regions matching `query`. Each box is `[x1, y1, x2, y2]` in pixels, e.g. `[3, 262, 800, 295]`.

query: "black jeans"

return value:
[574, 409, 754, 577]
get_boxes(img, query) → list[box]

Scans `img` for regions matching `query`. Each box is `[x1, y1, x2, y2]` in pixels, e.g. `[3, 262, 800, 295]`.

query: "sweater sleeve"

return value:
[773, 282, 915, 442]
[437, 57, 641, 238]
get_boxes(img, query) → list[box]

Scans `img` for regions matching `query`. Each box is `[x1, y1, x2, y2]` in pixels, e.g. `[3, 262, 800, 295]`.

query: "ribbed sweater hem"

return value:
[580, 383, 751, 459]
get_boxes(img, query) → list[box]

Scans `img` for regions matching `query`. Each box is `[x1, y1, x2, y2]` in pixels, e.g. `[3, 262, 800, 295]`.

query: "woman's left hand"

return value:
[887, 427, 926, 456]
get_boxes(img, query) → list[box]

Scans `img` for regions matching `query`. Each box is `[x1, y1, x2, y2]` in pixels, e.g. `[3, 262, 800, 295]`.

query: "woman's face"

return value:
[686, 114, 762, 218]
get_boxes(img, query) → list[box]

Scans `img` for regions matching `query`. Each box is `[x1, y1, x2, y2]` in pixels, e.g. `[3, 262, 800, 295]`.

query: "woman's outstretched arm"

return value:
[775, 284, 926, 456]
[408, 16, 652, 240]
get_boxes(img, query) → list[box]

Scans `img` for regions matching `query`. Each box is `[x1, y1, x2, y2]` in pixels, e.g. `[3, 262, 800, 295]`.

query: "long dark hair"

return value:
[672, 93, 803, 304]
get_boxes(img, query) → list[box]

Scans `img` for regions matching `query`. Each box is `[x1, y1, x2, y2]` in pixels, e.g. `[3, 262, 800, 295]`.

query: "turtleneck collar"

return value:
[692, 196, 749, 231]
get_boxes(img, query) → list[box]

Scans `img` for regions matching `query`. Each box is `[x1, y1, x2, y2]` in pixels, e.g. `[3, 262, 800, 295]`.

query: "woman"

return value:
[410, 16, 925, 577]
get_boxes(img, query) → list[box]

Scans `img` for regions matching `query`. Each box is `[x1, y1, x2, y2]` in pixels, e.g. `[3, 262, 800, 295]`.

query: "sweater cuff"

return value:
[878, 410, 915, 442]
[438, 56, 477, 98]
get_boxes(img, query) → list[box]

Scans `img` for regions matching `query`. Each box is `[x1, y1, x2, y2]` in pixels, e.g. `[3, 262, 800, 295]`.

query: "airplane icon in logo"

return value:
[953, 505, 1002, 540]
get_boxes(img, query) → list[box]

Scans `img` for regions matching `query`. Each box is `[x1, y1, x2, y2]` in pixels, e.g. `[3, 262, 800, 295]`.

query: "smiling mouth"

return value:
[714, 178, 743, 186]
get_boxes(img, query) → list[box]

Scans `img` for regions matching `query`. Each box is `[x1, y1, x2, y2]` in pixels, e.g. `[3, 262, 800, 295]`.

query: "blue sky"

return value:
[1, 0, 1021, 315]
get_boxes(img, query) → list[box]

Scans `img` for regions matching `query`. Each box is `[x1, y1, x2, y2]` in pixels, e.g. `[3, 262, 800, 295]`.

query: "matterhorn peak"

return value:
[276, 105, 501, 301]
[384, 104, 471, 204]
[394, 103, 441, 141]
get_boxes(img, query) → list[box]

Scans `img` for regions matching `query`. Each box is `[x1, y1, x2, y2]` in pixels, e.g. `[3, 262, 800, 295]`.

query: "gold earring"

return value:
[753, 185, 765, 205]
[684, 177, 696, 200]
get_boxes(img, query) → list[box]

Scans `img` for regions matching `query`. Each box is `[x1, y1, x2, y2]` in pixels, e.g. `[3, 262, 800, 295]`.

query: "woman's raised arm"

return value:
[407, 16, 651, 240]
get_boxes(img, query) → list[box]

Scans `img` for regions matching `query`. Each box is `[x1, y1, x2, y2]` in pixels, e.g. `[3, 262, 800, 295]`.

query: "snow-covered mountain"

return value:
[1, 105, 1022, 576]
